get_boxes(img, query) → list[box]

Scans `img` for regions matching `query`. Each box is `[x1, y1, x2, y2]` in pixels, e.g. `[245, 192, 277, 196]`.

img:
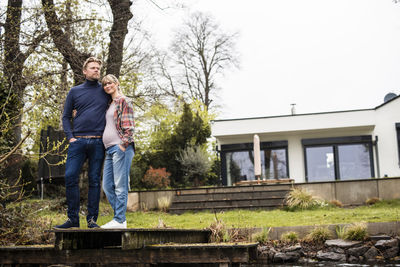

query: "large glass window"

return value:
[305, 146, 335, 182]
[221, 142, 288, 186]
[303, 136, 374, 182]
[338, 144, 371, 180]
[225, 148, 288, 185]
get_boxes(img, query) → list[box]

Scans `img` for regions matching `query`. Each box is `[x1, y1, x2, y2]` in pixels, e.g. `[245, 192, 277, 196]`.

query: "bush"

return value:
[0, 202, 53, 245]
[335, 225, 346, 239]
[252, 227, 270, 244]
[281, 231, 298, 243]
[305, 226, 332, 243]
[285, 187, 321, 210]
[177, 146, 211, 187]
[330, 199, 343, 207]
[141, 166, 171, 189]
[365, 197, 381, 205]
[344, 222, 368, 241]
[157, 196, 172, 212]
[209, 218, 229, 243]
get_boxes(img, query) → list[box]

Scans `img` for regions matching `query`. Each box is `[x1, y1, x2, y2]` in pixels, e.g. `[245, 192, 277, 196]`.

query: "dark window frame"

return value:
[220, 141, 289, 185]
[302, 135, 375, 182]
[395, 123, 400, 167]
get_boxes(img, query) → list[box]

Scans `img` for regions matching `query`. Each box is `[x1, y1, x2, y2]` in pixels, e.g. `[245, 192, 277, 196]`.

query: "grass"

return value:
[33, 198, 400, 230]
[305, 226, 333, 243]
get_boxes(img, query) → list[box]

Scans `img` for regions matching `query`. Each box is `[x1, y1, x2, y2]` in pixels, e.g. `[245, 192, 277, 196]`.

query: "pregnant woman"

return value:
[101, 74, 135, 229]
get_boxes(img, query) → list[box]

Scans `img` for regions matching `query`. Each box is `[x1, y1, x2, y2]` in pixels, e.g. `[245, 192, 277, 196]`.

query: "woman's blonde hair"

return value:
[101, 74, 120, 91]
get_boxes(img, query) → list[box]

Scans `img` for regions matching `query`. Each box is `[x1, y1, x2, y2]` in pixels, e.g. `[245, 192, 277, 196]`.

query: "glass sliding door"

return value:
[221, 141, 289, 186]
[226, 151, 255, 185]
[338, 144, 372, 180]
[303, 136, 374, 182]
[305, 146, 335, 182]
[263, 148, 288, 179]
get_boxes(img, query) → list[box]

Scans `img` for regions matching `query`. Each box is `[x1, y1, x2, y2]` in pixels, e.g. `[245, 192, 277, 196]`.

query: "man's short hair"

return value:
[82, 57, 102, 70]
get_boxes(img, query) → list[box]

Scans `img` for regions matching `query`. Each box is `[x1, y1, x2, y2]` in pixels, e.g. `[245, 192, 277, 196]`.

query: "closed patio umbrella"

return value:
[253, 134, 261, 180]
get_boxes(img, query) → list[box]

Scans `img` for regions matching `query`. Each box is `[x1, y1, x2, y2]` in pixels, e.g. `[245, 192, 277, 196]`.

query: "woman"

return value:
[100, 74, 135, 229]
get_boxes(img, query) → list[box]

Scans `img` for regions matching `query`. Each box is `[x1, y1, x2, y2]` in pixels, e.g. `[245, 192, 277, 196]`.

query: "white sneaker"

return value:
[101, 220, 127, 229]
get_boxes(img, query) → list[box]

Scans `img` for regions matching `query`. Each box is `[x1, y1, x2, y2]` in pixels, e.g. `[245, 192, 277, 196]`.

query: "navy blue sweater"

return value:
[62, 80, 110, 140]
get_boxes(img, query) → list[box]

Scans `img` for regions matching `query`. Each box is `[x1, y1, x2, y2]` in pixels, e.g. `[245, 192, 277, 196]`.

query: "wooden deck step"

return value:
[51, 228, 211, 250]
[169, 185, 291, 213]
[0, 242, 258, 265]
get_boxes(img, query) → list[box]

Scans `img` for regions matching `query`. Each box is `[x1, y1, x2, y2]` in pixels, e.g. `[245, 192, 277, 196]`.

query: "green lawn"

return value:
[36, 198, 400, 229]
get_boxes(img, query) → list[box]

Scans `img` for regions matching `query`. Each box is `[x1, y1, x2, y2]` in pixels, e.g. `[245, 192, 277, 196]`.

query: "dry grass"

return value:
[344, 222, 368, 241]
[157, 196, 172, 212]
[305, 226, 333, 243]
[285, 187, 322, 210]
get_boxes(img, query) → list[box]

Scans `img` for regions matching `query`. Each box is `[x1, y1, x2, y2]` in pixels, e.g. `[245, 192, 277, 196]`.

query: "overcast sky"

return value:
[135, 0, 400, 119]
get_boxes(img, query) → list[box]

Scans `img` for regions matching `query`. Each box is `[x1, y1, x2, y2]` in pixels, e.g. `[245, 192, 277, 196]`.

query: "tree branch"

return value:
[0, 130, 31, 165]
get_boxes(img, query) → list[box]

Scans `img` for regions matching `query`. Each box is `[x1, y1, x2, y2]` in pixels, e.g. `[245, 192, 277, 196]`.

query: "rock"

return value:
[348, 255, 358, 263]
[283, 244, 302, 252]
[267, 247, 277, 260]
[364, 246, 379, 260]
[325, 239, 362, 248]
[347, 245, 370, 257]
[383, 247, 399, 259]
[273, 252, 301, 263]
[316, 251, 346, 262]
[375, 239, 398, 250]
[329, 247, 345, 254]
[257, 245, 269, 253]
[370, 235, 392, 241]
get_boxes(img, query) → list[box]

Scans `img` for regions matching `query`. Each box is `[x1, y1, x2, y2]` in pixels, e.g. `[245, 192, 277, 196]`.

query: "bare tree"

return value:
[161, 12, 239, 110]
[41, 0, 133, 84]
[2, 0, 48, 147]
[106, 0, 133, 77]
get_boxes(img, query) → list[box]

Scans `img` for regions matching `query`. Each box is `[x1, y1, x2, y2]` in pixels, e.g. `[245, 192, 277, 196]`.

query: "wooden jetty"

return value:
[0, 228, 258, 266]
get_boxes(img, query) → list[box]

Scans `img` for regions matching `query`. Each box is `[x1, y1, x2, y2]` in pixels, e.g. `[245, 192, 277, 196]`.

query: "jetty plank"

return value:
[50, 228, 211, 250]
[0, 243, 258, 264]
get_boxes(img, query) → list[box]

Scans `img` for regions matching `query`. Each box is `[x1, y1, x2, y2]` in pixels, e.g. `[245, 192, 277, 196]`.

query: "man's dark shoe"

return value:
[54, 219, 79, 229]
[87, 218, 100, 229]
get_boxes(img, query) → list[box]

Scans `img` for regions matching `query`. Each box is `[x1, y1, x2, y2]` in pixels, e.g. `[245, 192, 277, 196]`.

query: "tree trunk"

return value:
[106, 0, 133, 78]
[3, 0, 26, 146]
[42, 0, 133, 82]
[41, 0, 89, 85]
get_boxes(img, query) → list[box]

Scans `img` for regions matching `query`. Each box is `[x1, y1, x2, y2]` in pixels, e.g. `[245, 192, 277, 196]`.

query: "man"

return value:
[56, 57, 110, 229]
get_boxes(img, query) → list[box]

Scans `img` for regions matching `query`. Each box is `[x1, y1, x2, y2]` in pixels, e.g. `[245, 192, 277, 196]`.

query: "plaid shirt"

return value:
[113, 96, 135, 148]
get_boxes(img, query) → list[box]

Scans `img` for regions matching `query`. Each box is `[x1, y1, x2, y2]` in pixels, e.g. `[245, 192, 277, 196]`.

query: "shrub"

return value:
[305, 226, 332, 243]
[141, 166, 171, 189]
[0, 202, 53, 245]
[281, 231, 298, 243]
[365, 197, 381, 205]
[344, 222, 368, 241]
[252, 227, 271, 244]
[335, 225, 346, 239]
[177, 146, 212, 187]
[285, 187, 320, 210]
[330, 199, 343, 208]
[157, 196, 172, 212]
[209, 218, 229, 243]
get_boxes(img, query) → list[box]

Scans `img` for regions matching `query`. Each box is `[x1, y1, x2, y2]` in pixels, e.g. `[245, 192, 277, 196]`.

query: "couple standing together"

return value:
[55, 57, 134, 229]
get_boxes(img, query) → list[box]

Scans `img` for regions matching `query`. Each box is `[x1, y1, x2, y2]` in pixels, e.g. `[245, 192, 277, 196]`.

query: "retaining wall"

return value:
[127, 177, 400, 211]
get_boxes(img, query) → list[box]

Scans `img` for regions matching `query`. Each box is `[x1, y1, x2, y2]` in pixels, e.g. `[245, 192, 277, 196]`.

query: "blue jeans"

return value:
[102, 144, 134, 223]
[64, 138, 105, 223]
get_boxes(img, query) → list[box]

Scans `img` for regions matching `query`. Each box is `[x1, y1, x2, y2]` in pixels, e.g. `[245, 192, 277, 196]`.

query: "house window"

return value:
[303, 136, 374, 182]
[305, 146, 335, 182]
[221, 141, 288, 186]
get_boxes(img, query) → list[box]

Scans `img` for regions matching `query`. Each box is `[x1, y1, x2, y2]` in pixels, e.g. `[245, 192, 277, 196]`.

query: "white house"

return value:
[211, 94, 400, 186]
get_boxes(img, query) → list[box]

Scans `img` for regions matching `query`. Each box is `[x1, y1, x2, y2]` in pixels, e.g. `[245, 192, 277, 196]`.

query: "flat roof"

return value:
[213, 94, 400, 123]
